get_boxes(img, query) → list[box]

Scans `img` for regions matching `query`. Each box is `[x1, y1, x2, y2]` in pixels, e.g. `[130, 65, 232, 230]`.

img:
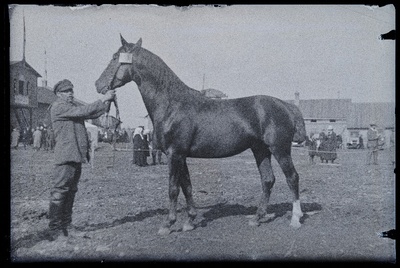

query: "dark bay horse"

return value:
[96, 35, 307, 235]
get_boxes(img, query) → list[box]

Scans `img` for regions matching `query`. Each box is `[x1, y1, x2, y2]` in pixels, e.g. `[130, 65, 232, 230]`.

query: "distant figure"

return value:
[21, 127, 31, 149]
[142, 129, 151, 161]
[47, 128, 55, 152]
[306, 133, 318, 164]
[149, 130, 164, 165]
[132, 127, 148, 166]
[41, 127, 48, 151]
[318, 126, 337, 163]
[11, 128, 20, 149]
[336, 134, 343, 149]
[366, 122, 380, 165]
[358, 135, 364, 149]
[33, 127, 42, 151]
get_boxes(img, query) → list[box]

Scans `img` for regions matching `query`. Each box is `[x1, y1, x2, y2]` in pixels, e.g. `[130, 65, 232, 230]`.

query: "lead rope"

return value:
[104, 95, 121, 168]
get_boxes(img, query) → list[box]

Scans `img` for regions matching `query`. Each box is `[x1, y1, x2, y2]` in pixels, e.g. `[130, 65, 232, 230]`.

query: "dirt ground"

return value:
[9, 142, 396, 262]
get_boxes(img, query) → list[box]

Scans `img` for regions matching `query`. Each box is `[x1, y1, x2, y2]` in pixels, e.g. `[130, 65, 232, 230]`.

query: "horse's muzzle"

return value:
[95, 80, 109, 95]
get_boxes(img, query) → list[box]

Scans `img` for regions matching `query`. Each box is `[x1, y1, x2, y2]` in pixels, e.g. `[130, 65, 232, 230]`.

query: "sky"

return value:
[9, 4, 395, 129]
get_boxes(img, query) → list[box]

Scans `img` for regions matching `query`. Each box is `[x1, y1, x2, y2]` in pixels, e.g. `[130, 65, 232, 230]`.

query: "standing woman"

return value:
[133, 127, 146, 166]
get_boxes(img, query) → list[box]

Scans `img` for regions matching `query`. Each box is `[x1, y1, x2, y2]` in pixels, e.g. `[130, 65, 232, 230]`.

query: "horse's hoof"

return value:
[248, 218, 260, 227]
[182, 222, 195, 232]
[157, 227, 171, 235]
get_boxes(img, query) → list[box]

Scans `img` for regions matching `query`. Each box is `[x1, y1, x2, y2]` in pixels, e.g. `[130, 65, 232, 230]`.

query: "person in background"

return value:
[21, 127, 31, 149]
[30, 128, 35, 146]
[148, 130, 164, 165]
[306, 132, 318, 164]
[41, 126, 48, 151]
[132, 127, 147, 167]
[47, 127, 55, 152]
[366, 122, 380, 165]
[358, 135, 364, 149]
[44, 79, 115, 241]
[33, 127, 42, 151]
[142, 128, 151, 165]
[11, 127, 20, 149]
[318, 126, 337, 163]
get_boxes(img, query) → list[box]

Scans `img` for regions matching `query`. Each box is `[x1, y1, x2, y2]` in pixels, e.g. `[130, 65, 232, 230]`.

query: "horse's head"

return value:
[96, 35, 142, 94]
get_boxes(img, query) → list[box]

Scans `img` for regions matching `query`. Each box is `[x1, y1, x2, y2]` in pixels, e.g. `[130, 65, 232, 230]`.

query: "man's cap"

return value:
[53, 79, 74, 94]
[370, 122, 377, 126]
[327, 125, 333, 130]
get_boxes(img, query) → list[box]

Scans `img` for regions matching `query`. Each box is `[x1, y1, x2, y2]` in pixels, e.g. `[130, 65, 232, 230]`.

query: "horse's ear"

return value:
[120, 34, 129, 47]
[132, 38, 142, 54]
[135, 38, 142, 49]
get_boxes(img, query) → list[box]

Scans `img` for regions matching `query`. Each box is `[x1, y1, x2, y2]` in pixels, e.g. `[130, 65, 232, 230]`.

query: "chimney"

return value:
[294, 91, 300, 106]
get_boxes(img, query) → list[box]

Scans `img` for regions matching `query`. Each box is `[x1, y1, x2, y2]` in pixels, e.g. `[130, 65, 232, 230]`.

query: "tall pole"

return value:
[44, 49, 48, 87]
[202, 73, 205, 91]
[23, 10, 26, 63]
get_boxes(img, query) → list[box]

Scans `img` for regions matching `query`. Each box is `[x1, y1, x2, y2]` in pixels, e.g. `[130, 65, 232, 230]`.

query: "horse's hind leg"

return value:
[250, 145, 275, 226]
[180, 160, 197, 232]
[158, 153, 182, 235]
[273, 149, 303, 228]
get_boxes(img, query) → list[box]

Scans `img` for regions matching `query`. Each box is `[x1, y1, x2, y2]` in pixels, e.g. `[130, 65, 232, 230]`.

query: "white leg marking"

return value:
[290, 200, 303, 229]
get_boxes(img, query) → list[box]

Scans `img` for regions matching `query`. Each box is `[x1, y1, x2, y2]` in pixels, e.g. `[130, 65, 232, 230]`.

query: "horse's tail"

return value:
[284, 102, 307, 143]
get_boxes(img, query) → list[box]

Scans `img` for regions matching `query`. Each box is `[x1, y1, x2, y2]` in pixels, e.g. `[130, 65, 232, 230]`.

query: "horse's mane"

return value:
[138, 48, 205, 99]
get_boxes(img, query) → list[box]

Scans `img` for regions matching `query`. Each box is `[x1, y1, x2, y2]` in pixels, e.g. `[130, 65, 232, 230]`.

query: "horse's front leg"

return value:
[157, 153, 182, 235]
[180, 160, 197, 232]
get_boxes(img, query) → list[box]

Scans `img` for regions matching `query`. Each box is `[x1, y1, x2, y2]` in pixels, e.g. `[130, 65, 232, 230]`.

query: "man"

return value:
[45, 79, 115, 241]
[366, 122, 380, 165]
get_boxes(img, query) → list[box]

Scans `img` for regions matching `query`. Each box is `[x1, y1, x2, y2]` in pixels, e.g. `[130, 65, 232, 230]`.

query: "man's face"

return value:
[57, 88, 74, 103]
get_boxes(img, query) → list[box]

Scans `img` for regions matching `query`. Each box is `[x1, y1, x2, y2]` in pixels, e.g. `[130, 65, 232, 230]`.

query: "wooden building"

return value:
[10, 60, 41, 130]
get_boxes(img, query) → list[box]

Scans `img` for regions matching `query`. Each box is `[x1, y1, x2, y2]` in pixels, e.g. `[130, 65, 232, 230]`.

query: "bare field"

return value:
[9, 143, 396, 262]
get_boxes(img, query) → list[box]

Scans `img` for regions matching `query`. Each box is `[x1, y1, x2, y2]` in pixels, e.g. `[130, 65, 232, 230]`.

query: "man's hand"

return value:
[101, 90, 116, 103]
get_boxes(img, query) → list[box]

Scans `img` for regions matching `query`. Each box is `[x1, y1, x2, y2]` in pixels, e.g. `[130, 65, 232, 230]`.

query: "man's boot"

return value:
[46, 196, 68, 241]
[62, 192, 77, 232]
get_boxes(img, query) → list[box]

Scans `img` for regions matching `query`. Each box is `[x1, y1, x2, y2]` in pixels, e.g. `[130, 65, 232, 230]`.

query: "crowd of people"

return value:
[10, 125, 55, 151]
[305, 123, 384, 165]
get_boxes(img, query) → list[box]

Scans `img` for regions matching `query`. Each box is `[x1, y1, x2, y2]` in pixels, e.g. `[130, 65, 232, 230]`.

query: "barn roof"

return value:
[10, 60, 42, 78]
[286, 98, 394, 129]
[286, 98, 351, 119]
[347, 102, 395, 129]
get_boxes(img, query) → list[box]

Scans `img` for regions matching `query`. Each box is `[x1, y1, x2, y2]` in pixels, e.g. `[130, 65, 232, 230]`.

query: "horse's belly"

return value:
[188, 136, 252, 158]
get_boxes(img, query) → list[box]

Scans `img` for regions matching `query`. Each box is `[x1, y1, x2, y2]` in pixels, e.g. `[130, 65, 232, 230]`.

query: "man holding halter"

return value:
[44, 79, 115, 241]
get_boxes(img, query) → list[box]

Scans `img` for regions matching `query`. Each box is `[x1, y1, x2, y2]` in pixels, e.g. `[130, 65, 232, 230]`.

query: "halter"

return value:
[103, 52, 134, 131]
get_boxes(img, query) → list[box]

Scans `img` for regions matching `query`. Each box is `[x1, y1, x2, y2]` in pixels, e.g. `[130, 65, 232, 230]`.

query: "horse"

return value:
[95, 35, 307, 235]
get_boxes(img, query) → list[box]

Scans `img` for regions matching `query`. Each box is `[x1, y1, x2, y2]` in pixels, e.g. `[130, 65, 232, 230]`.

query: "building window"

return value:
[311, 119, 317, 122]
[19, 80, 24, 95]
[25, 82, 29, 96]
[329, 119, 336, 122]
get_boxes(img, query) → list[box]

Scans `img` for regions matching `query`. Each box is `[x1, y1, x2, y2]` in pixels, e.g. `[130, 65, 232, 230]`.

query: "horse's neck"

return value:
[135, 50, 203, 121]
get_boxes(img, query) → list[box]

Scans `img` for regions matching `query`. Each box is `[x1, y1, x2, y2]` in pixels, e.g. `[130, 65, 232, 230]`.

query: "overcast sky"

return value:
[9, 4, 395, 128]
